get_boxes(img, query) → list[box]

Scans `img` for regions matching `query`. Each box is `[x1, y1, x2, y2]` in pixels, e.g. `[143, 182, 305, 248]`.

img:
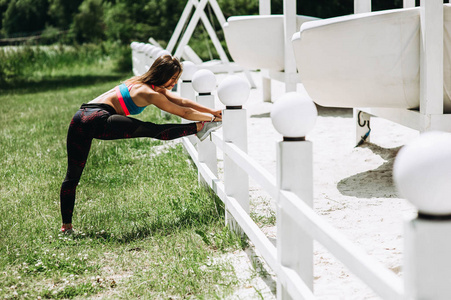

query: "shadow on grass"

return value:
[0, 73, 129, 94]
[72, 194, 228, 244]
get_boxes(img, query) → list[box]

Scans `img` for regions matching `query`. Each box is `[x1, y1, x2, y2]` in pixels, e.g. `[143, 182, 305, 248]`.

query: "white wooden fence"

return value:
[131, 48, 451, 300]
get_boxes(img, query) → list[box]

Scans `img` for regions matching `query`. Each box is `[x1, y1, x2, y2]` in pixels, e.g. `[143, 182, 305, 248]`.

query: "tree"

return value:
[103, 0, 186, 44]
[48, 0, 84, 29]
[2, 0, 49, 37]
[71, 0, 105, 43]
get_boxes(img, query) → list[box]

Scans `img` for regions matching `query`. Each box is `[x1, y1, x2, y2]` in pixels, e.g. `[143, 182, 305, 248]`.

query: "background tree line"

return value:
[0, 0, 407, 46]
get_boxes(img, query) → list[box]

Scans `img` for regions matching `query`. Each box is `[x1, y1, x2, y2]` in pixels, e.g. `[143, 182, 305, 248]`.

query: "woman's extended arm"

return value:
[162, 89, 222, 118]
[149, 93, 221, 122]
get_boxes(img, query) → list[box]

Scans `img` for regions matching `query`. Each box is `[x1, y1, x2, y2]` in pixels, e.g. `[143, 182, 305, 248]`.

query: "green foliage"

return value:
[2, 0, 49, 37]
[71, 0, 105, 44]
[103, 1, 135, 43]
[48, 0, 84, 29]
[39, 26, 62, 44]
[218, 0, 259, 18]
[372, 0, 404, 11]
[102, 0, 186, 45]
[0, 43, 130, 87]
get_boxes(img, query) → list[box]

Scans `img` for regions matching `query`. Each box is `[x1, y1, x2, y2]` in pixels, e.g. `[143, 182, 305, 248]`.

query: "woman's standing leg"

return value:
[60, 110, 93, 227]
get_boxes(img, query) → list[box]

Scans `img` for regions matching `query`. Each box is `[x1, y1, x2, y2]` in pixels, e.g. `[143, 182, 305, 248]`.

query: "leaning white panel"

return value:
[224, 15, 318, 71]
[292, 8, 421, 110]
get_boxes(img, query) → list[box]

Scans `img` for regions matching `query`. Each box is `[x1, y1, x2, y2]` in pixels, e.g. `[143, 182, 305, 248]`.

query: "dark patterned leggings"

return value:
[60, 103, 198, 224]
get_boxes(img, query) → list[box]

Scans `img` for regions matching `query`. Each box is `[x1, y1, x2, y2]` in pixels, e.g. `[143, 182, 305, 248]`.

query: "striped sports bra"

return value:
[115, 83, 146, 115]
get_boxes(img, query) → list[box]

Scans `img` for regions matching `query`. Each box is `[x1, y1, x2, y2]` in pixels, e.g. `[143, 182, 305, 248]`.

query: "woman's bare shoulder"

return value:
[132, 84, 166, 106]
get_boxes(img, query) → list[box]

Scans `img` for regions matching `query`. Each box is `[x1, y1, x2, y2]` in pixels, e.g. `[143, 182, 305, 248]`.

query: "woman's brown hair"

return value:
[125, 55, 183, 87]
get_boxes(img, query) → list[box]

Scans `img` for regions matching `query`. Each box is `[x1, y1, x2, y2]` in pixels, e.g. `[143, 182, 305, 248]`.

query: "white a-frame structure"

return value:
[166, 0, 228, 67]
[167, 0, 255, 86]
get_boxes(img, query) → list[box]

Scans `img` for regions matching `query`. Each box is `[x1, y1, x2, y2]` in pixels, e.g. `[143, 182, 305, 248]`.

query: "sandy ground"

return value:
[188, 71, 420, 299]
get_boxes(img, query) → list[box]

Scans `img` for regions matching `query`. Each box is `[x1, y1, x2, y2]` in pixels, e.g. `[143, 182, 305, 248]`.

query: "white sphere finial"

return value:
[192, 69, 216, 93]
[156, 49, 171, 58]
[136, 43, 145, 52]
[150, 47, 162, 58]
[217, 75, 250, 107]
[394, 131, 451, 216]
[144, 45, 155, 55]
[181, 61, 198, 81]
[270, 92, 317, 138]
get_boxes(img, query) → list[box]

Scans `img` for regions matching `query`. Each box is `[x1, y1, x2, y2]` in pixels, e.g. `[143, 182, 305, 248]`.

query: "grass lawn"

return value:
[0, 45, 244, 299]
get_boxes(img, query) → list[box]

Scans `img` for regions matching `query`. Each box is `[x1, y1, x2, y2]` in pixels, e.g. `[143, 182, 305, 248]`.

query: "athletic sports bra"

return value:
[115, 83, 146, 115]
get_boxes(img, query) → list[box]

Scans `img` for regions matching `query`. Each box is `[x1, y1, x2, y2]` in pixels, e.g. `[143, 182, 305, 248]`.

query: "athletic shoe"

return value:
[197, 121, 222, 141]
[61, 225, 73, 234]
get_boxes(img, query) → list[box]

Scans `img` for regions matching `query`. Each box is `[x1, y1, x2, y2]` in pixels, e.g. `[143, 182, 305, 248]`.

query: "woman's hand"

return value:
[212, 109, 222, 118]
[210, 110, 222, 122]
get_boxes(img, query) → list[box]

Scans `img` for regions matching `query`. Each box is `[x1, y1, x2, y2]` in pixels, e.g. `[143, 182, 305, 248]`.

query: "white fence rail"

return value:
[131, 47, 451, 299]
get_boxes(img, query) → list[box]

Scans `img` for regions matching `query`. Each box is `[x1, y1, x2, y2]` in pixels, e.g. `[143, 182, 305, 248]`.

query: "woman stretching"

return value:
[60, 55, 222, 233]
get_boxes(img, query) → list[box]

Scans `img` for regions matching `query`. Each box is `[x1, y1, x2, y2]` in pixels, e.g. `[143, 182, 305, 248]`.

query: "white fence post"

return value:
[180, 62, 197, 119]
[354, 0, 371, 13]
[271, 92, 318, 298]
[283, 0, 297, 93]
[179, 61, 199, 145]
[180, 61, 198, 102]
[217, 76, 251, 232]
[353, 0, 372, 146]
[259, 0, 271, 15]
[419, 0, 444, 120]
[404, 0, 415, 8]
[394, 131, 451, 299]
[192, 69, 218, 178]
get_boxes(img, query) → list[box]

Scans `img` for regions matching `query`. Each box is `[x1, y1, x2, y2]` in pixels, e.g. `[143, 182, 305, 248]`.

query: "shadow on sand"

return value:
[244, 245, 277, 296]
[337, 143, 402, 199]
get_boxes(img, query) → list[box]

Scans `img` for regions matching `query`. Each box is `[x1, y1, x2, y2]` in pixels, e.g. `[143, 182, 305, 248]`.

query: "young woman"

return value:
[60, 55, 222, 233]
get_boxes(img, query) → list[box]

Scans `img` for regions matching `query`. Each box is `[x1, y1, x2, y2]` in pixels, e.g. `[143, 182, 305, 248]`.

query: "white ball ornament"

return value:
[150, 47, 162, 58]
[394, 131, 451, 216]
[156, 49, 171, 58]
[271, 92, 317, 138]
[136, 43, 146, 52]
[144, 45, 155, 55]
[192, 69, 217, 93]
[181, 61, 198, 81]
[217, 75, 250, 107]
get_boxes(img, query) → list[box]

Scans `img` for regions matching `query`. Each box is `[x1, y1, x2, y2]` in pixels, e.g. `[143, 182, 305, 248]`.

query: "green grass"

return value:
[0, 45, 244, 299]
